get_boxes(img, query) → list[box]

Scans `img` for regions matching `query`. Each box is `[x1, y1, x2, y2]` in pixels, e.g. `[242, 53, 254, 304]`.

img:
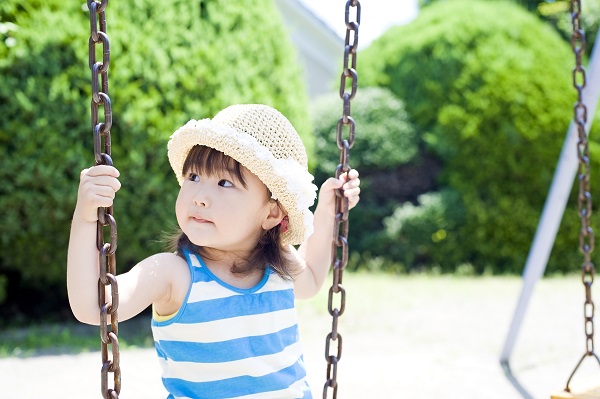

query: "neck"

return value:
[200, 249, 264, 289]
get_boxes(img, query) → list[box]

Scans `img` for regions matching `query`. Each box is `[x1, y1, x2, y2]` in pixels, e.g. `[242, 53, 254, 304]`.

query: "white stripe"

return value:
[169, 379, 306, 399]
[223, 378, 307, 399]
[187, 280, 240, 302]
[255, 273, 291, 294]
[187, 275, 291, 303]
[189, 253, 202, 268]
[158, 340, 304, 383]
[152, 308, 298, 343]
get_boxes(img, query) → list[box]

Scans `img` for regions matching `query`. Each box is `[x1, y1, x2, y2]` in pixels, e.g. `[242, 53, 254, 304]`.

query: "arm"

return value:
[67, 165, 121, 324]
[293, 169, 360, 299]
[67, 166, 183, 325]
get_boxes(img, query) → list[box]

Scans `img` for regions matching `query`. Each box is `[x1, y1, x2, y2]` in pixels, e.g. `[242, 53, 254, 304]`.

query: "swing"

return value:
[551, 0, 600, 398]
[322, 2, 360, 399]
[87, 1, 120, 398]
[85, 1, 361, 398]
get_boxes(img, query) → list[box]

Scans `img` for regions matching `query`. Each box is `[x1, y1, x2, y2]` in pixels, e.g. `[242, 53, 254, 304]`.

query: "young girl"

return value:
[67, 104, 360, 399]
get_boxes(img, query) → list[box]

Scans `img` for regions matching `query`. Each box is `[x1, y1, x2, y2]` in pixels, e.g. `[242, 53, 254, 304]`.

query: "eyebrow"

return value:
[182, 145, 248, 187]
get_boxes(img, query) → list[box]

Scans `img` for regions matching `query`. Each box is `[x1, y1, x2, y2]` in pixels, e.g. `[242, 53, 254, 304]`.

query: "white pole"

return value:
[500, 32, 600, 366]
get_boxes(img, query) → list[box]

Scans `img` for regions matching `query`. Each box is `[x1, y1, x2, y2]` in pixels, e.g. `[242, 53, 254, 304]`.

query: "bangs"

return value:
[182, 145, 247, 187]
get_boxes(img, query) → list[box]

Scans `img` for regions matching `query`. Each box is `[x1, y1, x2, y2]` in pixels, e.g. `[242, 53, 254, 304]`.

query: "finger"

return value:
[78, 185, 116, 209]
[80, 166, 120, 190]
[80, 181, 118, 198]
[348, 195, 360, 209]
[338, 169, 359, 184]
[98, 175, 121, 192]
[321, 176, 344, 191]
[84, 165, 120, 178]
[344, 186, 361, 198]
[81, 177, 121, 194]
[100, 176, 121, 193]
[94, 187, 117, 206]
[93, 195, 116, 209]
[343, 177, 360, 190]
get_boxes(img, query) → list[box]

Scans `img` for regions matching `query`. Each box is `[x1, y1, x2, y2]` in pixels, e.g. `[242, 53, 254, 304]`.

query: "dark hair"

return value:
[170, 145, 297, 280]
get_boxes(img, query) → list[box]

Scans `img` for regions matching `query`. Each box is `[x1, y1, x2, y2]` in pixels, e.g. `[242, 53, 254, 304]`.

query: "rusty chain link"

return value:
[565, 0, 600, 392]
[87, 1, 121, 398]
[323, 2, 360, 398]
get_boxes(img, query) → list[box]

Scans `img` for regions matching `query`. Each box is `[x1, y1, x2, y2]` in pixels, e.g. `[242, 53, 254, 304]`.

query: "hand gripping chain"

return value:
[323, 2, 360, 399]
[87, 1, 121, 397]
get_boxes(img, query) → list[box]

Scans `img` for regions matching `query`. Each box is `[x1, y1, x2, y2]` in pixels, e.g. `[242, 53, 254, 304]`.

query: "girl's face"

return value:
[175, 163, 277, 254]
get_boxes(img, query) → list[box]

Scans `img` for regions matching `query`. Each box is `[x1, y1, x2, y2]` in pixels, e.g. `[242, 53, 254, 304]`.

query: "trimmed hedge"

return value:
[311, 87, 418, 176]
[310, 87, 431, 265]
[361, 0, 600, 273]
[0, 0, 310, 319]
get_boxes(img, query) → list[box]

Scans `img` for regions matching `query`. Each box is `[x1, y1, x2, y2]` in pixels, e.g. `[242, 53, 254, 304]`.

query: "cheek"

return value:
[175, 190, 186, 225]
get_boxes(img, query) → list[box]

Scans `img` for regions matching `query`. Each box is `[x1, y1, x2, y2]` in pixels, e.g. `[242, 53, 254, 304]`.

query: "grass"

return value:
[0, 271, 584, 359]
[1, 272, 594, 399]
[0, 315, 154, 358]
[0, 271, 408, 358]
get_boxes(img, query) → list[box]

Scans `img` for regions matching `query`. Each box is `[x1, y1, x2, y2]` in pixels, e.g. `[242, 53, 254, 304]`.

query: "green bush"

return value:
[423, 0, 600, 57]
[538, 0, 600, 57]
[361, 0, 600, 273]
[0, 0, 310, 320]
[379, 189, 466, 272]
[311, 87, 433, 265]
[311, 87, 418, 176]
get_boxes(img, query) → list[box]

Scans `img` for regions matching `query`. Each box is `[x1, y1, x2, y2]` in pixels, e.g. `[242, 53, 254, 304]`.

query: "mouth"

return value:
[191, 216, 212, 224]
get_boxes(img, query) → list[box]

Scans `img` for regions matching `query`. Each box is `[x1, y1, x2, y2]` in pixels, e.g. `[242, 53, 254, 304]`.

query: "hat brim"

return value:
[167, 119, 316, 246]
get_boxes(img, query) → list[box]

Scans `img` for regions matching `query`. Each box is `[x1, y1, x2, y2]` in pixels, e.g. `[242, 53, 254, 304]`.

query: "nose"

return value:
[193, 186, 210, 207]
[194, 195, 209, 207]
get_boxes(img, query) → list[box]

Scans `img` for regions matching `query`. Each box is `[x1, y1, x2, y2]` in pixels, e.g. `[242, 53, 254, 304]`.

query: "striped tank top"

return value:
[151, 249, 312, 399]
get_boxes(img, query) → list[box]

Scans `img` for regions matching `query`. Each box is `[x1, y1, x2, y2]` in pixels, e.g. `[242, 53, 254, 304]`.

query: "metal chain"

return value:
[565, 0, 600, 392]
[87, 1, 121, 398]
[323, 2, 360, 398]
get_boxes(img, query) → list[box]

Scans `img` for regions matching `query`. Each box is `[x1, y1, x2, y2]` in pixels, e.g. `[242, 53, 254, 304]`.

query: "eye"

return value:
[188, 173, 200, 182]
[218, 179, 233, 187]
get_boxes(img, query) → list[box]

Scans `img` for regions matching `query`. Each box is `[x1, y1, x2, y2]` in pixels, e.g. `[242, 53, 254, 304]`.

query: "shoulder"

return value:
[138, 251, 187, 268]
[147, 251, 187, 264]
[135, 252, 189, 283]
[142, 252, 191, 315]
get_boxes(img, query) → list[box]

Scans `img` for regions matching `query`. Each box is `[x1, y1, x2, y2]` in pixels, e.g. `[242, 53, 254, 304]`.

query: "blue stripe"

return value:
[155, 324, 299, 363]
[162, 358, 311, 399]
[191, 267, 213, 283]
[155, 345, 167, 360]
[176, 289, 295, 324]
[185, 250, 273, 294]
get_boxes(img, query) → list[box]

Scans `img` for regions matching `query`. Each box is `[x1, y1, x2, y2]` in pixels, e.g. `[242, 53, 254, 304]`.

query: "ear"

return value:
[262, 200, 285, 231]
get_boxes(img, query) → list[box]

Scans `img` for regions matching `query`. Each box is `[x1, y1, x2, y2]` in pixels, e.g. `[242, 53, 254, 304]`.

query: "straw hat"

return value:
[167, 104, 317, 245]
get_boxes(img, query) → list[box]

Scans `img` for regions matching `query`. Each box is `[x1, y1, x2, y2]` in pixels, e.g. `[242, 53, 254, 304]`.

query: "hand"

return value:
[318, 169, 361, 215]
[73, 165, 121, 223]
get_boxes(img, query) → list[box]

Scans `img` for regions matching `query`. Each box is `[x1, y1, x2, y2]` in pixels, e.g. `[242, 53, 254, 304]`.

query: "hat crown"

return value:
[213, 104, 308, 168]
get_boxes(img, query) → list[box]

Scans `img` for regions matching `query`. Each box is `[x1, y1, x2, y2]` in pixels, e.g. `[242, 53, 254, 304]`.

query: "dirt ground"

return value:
[1, 274, 599, 399]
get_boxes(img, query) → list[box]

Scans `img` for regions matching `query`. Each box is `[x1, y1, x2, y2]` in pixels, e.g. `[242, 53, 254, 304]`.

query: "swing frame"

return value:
[501, 1, 600, 397]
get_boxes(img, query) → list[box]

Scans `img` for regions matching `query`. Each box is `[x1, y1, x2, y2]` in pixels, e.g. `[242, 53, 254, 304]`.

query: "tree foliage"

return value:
[538, 0, 600, 56]
[0, 0, 310, 320]
[361, 0, 600, 273]
[420, 0, 600, 56]
[311, 87, 437, 266]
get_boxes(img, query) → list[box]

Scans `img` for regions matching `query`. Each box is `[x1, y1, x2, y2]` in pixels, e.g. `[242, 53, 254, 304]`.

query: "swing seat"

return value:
[551, 389, 600, 399]
[551, 380, 600, 399]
